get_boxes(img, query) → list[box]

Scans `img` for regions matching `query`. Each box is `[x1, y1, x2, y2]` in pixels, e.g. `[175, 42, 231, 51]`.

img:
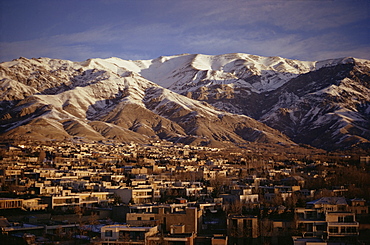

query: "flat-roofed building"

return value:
[227, 215, 259, 238]
[0, 198, 23, 209]
[91, 224, 158, 244]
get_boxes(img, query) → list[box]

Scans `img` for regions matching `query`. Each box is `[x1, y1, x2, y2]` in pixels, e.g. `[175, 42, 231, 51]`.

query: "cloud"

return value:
[1, 0, 369, 62]
[180, 25, 370, 61]
[0, 21, 184, 62]
[179, 0, 369, 32]
[0, 39, 113, 62]
[160, 0, 370, 60]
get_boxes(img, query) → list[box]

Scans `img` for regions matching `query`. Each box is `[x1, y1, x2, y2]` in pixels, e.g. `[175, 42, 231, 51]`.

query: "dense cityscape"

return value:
[1, 0, 370, 245]
[1, 140, 369, 245]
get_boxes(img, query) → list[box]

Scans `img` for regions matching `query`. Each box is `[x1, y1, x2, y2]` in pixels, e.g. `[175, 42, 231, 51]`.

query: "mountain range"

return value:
[1, 53, 369, 151]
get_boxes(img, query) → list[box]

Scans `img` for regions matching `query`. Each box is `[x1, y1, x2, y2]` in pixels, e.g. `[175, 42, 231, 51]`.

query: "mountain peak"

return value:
[1, 53, 369, 150]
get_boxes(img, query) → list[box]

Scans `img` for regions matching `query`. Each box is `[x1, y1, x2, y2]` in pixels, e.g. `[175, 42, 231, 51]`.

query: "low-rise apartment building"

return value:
[295, 197, 360, 242]
[92, 224, 158, 245]
[44, 190, 113, 211]
[326, 212, 359, 238]
[227, 215, 259, 238]
[126, 206, 201, 234]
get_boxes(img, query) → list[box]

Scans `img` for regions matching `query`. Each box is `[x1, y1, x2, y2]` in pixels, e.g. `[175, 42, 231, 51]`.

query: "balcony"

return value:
[328, 224, 359, 237]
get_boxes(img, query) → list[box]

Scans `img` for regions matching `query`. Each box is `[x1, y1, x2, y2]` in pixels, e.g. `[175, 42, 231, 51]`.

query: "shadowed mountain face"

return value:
[1, 54, 369, 150]
[0, 56, 293, 148]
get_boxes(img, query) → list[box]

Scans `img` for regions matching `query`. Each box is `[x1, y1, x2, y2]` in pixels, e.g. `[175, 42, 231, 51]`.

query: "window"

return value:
[338, 214, 355, 222]
[347, 227, 357, 233]
[150, 217, 154, 220]
[137, 217, 142, 221]
[105, 230, 113, 237]
[119, 231, 131, 240]
[130, 231, 144, 241]
[344, 216, 354, 222]
[305, 223, 313, 232]
[232, 219, 237, 228]
[329, 227, 338, 234]
[316, 224, 325, 231]
[339, 205, 347, 211]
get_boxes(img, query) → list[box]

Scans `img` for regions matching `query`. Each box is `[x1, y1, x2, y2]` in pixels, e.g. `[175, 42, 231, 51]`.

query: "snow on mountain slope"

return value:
[0, 56, 295, 148]
[258, 59, 370, 150]
[1, 54, 369, 150]
[85, 53, 316, 95]
[142, 86, 293, 146]
[66, 53, 358, 99]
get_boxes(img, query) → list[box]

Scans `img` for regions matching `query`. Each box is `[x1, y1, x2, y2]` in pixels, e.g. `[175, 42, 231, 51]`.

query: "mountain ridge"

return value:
[1, 53, 369, 150]
[0, 55, 294, 149]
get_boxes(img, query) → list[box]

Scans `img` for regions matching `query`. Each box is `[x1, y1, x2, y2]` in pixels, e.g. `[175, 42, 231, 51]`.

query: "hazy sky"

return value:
[1, 0, 369, 62]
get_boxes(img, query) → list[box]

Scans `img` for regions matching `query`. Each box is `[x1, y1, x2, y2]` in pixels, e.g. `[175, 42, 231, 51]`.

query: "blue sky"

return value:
[0, 0, 369, 62]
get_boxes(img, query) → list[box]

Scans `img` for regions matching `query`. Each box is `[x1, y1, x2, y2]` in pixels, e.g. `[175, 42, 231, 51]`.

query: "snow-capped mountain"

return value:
[103, 53, 370, 150]
[0, 56, 293, 148]
[258, 59, 370, 150]
[1, 53, 369, 150]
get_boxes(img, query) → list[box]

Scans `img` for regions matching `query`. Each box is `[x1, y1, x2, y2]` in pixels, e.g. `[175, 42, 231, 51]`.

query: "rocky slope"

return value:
[0, 56, 293, 148]
[1, 53, 369, 150]
[104, 53, 369, 150]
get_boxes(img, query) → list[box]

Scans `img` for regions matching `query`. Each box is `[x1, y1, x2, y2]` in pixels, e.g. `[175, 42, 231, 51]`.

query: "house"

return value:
[224, 188, 259, 204]
[108, 186, 156, 204]
[44, 190, 113, 211]
[22, 198, 48, 211]
[305, 197, 348, 212]
[0, 216, 44, 236]
[349, 198, 368, 215]
[211, 234, 228, 245]
[0, 198, 23, 210]
[326, 212, 359, 238]
[146, 231, 196, 245]
[281, 176, 305, 187]
[126, 205, 202, 234]
[92, 224, 158, 244]
[292, 237, 327, 245]
[227, 215, 259, 238]
[295, 197, 359, 242]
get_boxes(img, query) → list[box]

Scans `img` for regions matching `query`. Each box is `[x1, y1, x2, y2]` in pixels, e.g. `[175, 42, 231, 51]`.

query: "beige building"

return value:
[326, 212, 359, 238]
[227, 215, 259, 238]
[127, 206, 201, 234]
[349, 198, 368, 215]
[146, 232, 196, 245]
[22, 198, 48, 211]
[48, 190, 113, 210]
[211, 234, 228, 245]
[295, 197, 359, 241]
[92, 224, 158, 245]
[109, 186, 159, 204]
[0, 198, 23, 209]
